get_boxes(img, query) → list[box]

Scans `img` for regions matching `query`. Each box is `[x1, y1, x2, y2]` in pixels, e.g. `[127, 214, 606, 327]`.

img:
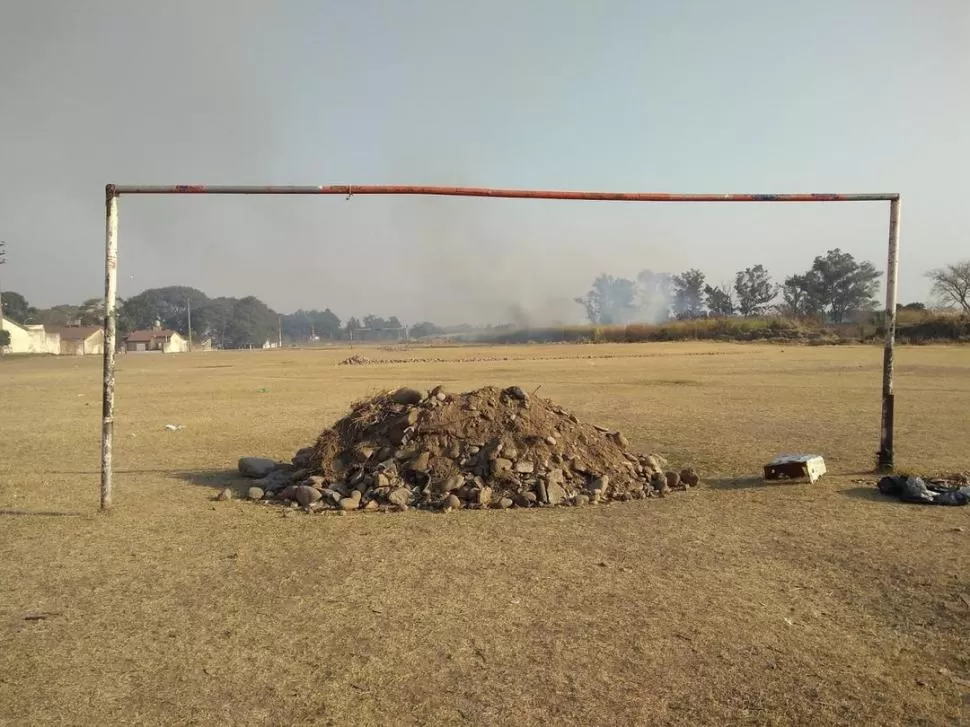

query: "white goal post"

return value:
[99, 185, 901, 509]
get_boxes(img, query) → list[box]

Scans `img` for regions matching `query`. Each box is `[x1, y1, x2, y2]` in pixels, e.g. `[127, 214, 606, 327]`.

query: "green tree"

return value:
[118, 286, 209, 334]
[734, 265, 777, 317]
[574, 274, 638, 324]
[672, 269, 707, 319]
[0, 291, 34, 323]
[77, 298, 106, 325]
[410, 321, 441, 339]
[779, 273, 822, 317]
[704, 284, 735, 317]
[222, 296, 279, 348]
[32, 304, 81, 326]
[808, 249, 881, 322]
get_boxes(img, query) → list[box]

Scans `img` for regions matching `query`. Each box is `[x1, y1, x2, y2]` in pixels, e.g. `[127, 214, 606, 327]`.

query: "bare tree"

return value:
[926, 261, 970, 314]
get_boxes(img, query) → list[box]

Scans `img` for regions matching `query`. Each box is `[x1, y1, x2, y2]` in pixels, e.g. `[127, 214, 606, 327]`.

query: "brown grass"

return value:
[1, 342, 969, 726]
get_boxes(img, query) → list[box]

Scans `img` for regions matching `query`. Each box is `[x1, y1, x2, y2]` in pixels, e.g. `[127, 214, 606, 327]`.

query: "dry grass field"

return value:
[1, 342, 969, 726]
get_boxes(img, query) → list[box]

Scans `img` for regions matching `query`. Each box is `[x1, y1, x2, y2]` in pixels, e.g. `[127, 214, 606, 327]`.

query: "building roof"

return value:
[125, 329, 179, 343]
[53, 326, 102, 342]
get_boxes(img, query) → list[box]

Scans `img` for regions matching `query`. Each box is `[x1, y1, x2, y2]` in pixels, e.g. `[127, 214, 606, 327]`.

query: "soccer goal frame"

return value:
[99, 184, 901, 509]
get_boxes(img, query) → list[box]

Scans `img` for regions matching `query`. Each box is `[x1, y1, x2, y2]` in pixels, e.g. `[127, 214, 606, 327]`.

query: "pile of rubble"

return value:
[339, 354, 373, 365]
[236, 385, 698, 513]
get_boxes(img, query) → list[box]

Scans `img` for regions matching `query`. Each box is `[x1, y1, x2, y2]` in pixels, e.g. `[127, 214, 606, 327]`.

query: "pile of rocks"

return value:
[236, 385, 699, 513]
[339, 354, 373, 365]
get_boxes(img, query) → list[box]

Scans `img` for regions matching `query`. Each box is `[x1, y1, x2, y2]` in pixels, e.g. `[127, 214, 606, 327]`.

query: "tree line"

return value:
[1, 286, 444, 348]
[573, 248, 966, 325]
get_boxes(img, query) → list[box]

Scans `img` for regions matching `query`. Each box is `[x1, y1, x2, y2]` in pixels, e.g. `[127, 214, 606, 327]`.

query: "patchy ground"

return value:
[1, 342, 969, 726]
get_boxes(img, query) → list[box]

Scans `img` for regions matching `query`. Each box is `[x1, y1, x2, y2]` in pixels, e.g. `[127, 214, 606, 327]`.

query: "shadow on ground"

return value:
[838, 486, 886, 502]
[174, 469, 242, 490]
[707, 477, 809, 491]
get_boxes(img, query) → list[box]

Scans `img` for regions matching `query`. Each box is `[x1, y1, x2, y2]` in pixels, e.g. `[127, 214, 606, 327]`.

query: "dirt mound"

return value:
[241, 386, 698, 512]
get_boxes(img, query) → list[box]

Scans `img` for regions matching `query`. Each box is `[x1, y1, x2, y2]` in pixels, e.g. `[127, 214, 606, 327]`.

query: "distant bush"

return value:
[893, 312, 970, 344]
[475, 313, 970, 346]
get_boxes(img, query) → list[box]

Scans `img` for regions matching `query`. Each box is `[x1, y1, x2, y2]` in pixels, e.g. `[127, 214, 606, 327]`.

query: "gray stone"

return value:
[445, 494, 462, 510]
[547, 483, 566, 506]
[514, 492, 532, 508]
[504, 386, 528, 401]
[546, 469, 565, 486]
[364, 499, 379, 511]
[545, 436, 557, 446]
[216, 487, 233, 501]
[248, 487, 265, 501]
[323, 489, 343, 506]
[292, 447, 314, 468]
[590, 475, 610, 494]
[349, 489, 362, 502]
[277, 484, 299, 501]
[666, 471, 681, 490]
[388, 487, 412, 508]
[339, 497, 359, 511]
[391, 387, 424, 405]
[477, 486, 493, 506]
[374, 473, 391, 488]
[574, 494, 590, 507]
[294, 485, 322, 507]
[496, 497, 513, 510]
[238, 457, 278, 479]
[514, 460, 535, 474]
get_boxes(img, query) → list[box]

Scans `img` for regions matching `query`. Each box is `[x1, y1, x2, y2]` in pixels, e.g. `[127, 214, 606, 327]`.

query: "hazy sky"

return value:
[1, 0, 967, 325]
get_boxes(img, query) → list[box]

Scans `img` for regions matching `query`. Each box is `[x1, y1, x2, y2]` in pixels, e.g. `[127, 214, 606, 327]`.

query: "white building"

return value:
[1, 318, 61, 355]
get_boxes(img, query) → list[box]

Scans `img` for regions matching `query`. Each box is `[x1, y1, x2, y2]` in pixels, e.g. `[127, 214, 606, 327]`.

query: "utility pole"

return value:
[186, 297, 193, 352]
[0, 241, 6, 356]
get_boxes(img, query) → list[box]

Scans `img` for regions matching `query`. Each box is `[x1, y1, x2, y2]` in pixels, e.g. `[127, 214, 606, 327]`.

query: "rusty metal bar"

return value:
[101, 185, 119, 509]
[101, 181, 903, 507]
[878, 197, 901, 472]
[112, 184, 898, 202]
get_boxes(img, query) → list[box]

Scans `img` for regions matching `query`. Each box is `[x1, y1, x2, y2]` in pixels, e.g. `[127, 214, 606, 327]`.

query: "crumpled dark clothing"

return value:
[878, 475, 970, 506]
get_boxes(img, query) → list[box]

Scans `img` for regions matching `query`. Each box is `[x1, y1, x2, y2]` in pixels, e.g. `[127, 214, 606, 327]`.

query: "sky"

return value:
[0, 0, 967, 326]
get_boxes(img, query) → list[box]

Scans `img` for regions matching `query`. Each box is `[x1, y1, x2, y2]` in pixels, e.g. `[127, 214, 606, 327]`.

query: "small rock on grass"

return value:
[495, 497, 513, 510]
[248, 487, 265, 501]
[445, 494, 462, 511]
[339, 497, 359, 511]
[295, 485, 322, 507]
